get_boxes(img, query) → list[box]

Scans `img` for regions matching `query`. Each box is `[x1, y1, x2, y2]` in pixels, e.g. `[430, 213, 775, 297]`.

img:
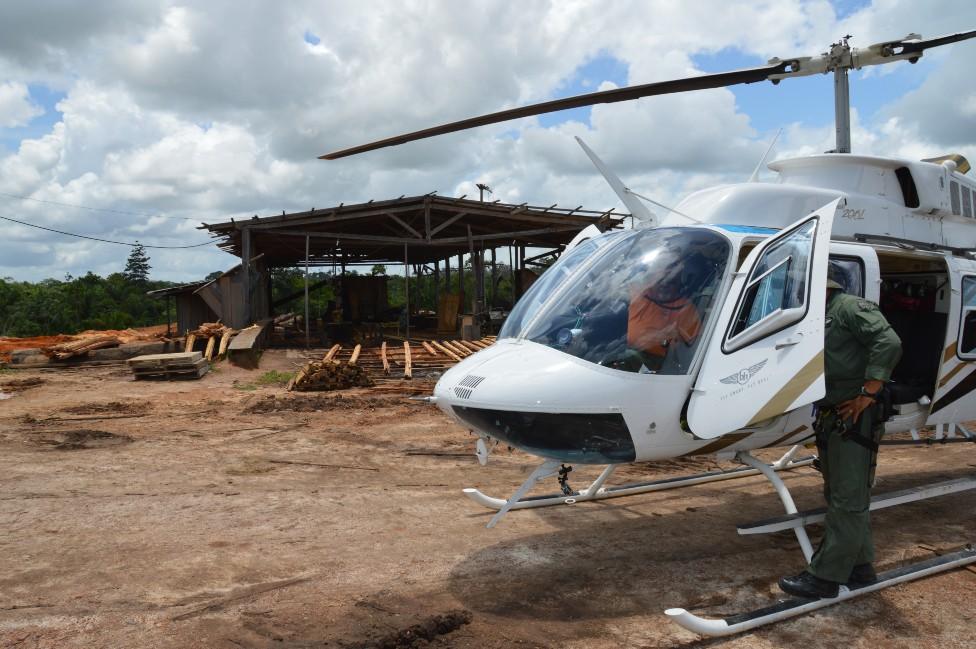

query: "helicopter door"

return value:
[926, 255, 976, 427]
[687, 199, 839, 439]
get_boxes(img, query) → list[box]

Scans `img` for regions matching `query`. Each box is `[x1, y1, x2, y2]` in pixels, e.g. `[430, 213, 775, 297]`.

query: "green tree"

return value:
[370, 264, 387, 276]
[123, 243, 151, 283]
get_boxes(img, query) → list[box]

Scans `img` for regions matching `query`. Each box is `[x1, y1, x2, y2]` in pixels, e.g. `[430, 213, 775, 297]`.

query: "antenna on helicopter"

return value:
[748, 128, 783, 182]
[321, 30, 976, 161]
[574, 136, 656, 225]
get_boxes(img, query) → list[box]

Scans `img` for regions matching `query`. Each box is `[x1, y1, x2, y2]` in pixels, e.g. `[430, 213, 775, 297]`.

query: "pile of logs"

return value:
[185, 322, 237, 361]
[288, 355, 374, 392]
[43, 334, 121, 360]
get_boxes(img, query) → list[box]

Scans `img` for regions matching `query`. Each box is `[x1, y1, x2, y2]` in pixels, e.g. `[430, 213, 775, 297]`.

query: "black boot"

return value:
[778, 571, 840, 598]
[847, 563, 877, 587]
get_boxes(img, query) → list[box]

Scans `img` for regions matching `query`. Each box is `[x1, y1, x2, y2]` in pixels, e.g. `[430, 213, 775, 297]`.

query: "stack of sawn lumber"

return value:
[127, 351, 209, 380]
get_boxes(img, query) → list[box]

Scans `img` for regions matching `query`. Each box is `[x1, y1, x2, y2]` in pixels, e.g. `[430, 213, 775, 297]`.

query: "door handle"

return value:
[775, 334, 802, 350]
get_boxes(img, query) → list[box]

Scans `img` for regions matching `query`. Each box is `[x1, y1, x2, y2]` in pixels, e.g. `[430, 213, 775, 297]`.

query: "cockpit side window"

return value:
[726, 219, 815, 349]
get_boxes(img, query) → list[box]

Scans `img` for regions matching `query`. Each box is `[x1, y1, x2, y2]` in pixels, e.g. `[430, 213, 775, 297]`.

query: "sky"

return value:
[0, 0, 974, 282]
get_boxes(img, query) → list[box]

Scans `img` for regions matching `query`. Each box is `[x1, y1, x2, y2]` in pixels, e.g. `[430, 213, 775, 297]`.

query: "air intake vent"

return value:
[453, 374, 486, 399]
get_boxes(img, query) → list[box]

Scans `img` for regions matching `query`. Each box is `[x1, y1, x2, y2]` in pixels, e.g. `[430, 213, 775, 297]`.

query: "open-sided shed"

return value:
[201, 194, 624, 336]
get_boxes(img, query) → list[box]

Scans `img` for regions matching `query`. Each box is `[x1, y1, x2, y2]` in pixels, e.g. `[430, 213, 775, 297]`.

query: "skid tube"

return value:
[666, 545, 976, 637]
[465, 445, 813, 521]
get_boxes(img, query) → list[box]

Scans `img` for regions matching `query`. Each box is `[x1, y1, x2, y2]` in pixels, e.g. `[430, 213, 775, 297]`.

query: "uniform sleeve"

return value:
[846, 300, 902, 382]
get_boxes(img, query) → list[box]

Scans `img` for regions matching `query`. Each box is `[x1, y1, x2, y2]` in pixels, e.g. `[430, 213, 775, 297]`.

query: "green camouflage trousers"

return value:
[807, 408, 883, 583]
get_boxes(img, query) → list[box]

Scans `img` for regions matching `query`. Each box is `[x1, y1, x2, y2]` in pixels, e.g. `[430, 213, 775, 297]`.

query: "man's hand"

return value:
[837, 380, 884, 422]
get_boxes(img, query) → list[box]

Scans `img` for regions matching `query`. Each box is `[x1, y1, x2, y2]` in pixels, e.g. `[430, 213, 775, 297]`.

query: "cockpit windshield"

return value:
[499, 232, 621, 339]
[519, 228, 732, 374]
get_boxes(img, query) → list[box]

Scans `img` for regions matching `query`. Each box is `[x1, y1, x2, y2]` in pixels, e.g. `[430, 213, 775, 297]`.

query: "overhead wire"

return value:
[0, 191, 198, 221]
[0, 213, 214, 249]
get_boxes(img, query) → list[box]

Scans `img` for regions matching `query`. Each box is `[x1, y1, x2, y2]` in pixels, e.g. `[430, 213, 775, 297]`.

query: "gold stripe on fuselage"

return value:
[747, 351, 824, 427]
[762, 425, 810, 449]
[943, 341, 957, 363]
[681, 431, 752, 457]
[939, 360, 969, 389]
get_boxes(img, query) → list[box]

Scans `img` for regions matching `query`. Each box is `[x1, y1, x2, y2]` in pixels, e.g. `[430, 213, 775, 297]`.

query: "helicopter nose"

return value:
[432, 340, 637, 464]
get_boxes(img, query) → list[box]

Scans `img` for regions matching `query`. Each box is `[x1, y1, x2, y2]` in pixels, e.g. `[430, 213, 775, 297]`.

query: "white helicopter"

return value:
[324, 31, 976, 636]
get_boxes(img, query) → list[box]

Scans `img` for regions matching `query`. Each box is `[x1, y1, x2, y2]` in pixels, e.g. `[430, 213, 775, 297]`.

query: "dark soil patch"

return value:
[0, 377, 45, 392]
[61, 401, 151, 416]
[245, 393, 407, 414]
[32, 429, 133, 450]
[349, 609, 473, 649]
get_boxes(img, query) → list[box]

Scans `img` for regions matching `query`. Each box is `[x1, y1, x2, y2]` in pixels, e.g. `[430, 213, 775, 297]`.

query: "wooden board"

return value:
[133, 364, 209, 381]
[437, 293, 461, 333]
[227, 319, 271, 351]
[128, 352, 203, 367]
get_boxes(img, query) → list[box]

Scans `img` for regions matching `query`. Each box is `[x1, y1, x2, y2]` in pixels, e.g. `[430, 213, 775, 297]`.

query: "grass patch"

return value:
[256, 370, 294, 386]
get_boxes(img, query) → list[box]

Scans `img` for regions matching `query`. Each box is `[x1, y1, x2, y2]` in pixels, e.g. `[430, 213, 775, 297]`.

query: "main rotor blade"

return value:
[896, 28, 976, 55]
[321, 60, 793, 160]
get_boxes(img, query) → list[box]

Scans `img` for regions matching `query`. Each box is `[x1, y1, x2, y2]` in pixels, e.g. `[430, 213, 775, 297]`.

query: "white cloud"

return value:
[0, 81, 42, 127]
[0, 0, 974, 282]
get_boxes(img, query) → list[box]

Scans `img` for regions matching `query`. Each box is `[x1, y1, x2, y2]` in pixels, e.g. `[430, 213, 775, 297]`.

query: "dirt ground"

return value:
[1, 350, 974, 649]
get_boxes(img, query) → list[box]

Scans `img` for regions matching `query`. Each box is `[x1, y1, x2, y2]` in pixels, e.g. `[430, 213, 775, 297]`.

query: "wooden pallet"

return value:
[128, 352, 209, 381]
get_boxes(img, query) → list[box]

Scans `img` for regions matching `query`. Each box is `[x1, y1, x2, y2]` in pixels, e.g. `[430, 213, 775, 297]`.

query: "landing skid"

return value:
[667, 545, 976, 637]
[664, 450, 976, 637]
[467, 445, 813, 529]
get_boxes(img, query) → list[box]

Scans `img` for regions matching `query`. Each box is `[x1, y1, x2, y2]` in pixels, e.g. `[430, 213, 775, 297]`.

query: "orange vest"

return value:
[627, 294, 701, 358]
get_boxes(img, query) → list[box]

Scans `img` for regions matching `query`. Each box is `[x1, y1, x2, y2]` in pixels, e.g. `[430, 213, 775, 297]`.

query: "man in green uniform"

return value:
[779, 278, 902, 598]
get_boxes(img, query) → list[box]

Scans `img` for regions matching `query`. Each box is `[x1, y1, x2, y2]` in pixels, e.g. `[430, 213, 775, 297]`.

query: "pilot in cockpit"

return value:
[626, 251, 703, 373]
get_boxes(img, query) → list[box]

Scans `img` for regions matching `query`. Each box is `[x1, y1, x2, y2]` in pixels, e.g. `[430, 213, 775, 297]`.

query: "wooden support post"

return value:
[457, 253, 464, 310]
[490, 247, 497, 309]
[403, 341, 412, 379]
[241, 227, 252, 326]
[433, 258, 440, 314]
[204, 336, 217, 361]
[404, 244, 411, 341]
[304, 234, 310, 350]
[445, 255, 451, 291]
[509, 245, 516, 301]
[184, 333, 196, 353]
[381, 341, 390, 374]
[349, 344, 362, 365]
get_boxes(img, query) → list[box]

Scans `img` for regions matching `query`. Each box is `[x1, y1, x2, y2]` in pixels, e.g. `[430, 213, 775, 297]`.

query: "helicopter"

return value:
[323, 30, 976, 636]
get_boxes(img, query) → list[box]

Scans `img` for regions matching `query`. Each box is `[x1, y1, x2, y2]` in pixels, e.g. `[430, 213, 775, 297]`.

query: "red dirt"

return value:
[0, 349, 973, 648]
[0, 324, 174, 362]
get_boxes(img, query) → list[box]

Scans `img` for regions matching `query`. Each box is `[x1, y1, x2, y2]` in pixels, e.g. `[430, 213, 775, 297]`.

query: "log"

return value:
[323, 344, 341, 361]
[381, 341, 390, 375]
[443, 340, 471, 357]
[421, 341, 439, 357]
[184, 333, 196, 353]
[217, 330, 235, 357]
[431, 340, 462, 362]
[204, 336, 217, 361]
[403, 342, 412, 379]
[349, 344, 362, 365]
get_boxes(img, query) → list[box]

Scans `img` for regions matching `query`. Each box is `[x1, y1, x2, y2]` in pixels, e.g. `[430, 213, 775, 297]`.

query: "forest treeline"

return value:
[1, 245, 524, 337]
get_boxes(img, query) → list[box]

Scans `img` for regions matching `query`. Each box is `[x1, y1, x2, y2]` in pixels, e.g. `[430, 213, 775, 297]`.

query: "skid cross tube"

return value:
[468, 445, 813, 527]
